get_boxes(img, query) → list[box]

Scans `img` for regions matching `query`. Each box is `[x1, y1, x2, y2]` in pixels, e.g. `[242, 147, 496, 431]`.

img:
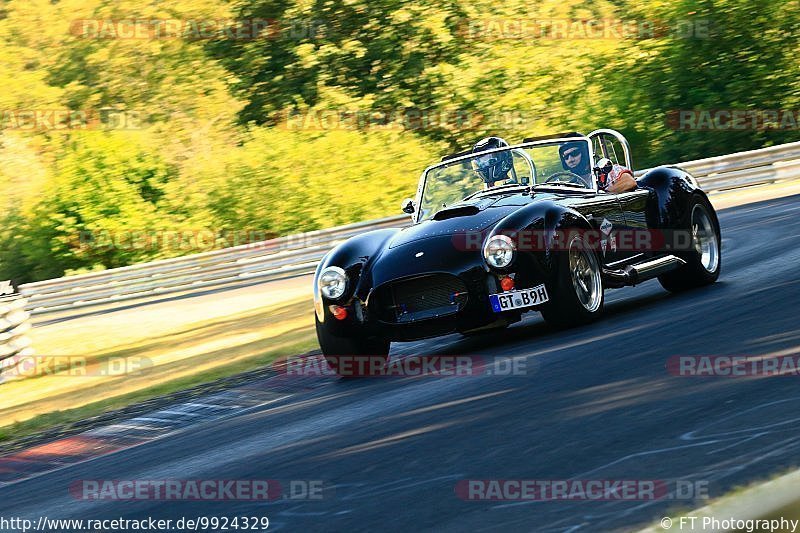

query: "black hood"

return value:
[388, 193, 529, 249]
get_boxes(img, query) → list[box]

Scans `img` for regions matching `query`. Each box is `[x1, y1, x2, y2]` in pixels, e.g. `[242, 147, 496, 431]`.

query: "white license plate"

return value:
[489, 284, 549, 312]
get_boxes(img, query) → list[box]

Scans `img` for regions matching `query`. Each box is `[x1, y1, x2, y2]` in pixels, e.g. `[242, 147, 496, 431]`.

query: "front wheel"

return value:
[541, 232, 605, 328]
[315, 316, 390, 376]
[658, 196, 721, 292]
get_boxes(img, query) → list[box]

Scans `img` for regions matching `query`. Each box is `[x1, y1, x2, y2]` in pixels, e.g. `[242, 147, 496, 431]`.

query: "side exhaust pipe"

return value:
[603, 255, 686, 287]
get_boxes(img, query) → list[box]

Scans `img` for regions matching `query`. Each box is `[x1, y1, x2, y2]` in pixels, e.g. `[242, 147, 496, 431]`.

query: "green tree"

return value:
[590, 0, 800, 167]
[8, 133, 181, 280]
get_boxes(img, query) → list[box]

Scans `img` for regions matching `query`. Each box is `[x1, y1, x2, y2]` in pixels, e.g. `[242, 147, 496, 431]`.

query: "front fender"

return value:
[314, 228, 400, 321]
[487, 200, 593, 283]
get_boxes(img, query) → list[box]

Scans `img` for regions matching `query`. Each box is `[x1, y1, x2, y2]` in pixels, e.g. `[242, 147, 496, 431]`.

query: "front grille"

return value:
[372, 274, 469, 324]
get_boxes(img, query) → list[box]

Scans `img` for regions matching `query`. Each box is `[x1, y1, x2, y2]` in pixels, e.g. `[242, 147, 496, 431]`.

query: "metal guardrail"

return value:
[635, 140, 800, 189]
[0, 297, 33, 366]
[20, 215, 405, 316]
[19, 141, 800, 317]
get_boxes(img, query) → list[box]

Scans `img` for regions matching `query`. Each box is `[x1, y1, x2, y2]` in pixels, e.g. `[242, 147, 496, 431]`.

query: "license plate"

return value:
[489, 284, 549, 313]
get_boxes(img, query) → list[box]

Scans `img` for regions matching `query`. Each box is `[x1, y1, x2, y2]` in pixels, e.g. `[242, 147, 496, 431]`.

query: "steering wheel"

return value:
[545, 171, 590, 187]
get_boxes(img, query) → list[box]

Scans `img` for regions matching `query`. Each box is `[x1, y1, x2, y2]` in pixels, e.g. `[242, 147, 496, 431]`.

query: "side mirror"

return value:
[401, 198, 416, 214]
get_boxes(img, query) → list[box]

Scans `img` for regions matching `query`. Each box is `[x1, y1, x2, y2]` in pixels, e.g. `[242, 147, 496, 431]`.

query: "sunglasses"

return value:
[562, 149, 581, 159]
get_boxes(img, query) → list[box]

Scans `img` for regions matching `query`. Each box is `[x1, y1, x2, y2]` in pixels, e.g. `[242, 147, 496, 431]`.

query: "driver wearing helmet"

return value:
[471, 136, 516, 188]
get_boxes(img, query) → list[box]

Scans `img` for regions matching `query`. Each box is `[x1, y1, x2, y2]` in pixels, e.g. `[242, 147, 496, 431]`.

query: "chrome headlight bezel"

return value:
[319, 266, 349, 300]
[483, 235, 516, 269]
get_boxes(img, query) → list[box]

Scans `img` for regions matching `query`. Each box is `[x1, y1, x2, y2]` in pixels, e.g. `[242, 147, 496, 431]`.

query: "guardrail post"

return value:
[0, 296, 34, 380]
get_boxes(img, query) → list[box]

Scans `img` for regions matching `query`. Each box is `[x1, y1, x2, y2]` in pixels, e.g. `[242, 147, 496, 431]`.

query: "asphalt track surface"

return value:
[3, 194, 800, 532]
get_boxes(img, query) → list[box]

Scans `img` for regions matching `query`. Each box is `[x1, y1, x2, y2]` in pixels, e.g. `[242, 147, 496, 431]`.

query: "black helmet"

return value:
[471, 136, 513, 185]
[558, 141, 590, 176]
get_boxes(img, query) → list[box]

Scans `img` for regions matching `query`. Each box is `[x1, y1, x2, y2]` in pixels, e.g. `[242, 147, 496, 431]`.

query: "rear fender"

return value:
[637, 166, 710, 228]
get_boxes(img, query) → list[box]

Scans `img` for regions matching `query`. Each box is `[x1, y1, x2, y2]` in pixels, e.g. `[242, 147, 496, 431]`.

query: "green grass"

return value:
[0, 298, 319, 446]
[0, 334, 318, 445]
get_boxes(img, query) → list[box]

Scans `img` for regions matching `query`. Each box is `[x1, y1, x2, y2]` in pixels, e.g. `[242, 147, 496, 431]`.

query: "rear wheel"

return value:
[541, 232, 604, 328]
[315, 316, 390, 376]
[658, 196, 721, 292]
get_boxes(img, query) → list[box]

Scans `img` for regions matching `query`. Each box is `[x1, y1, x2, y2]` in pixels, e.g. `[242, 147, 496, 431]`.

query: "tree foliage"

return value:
[0, 0, 798, 283]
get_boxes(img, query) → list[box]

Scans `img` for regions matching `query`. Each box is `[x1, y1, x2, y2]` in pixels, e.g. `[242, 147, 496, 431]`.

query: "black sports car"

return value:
[313, 130, 721, 373]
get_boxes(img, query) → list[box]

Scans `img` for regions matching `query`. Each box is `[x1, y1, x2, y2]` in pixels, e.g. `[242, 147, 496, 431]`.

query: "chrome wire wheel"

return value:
[691, 204, 720, 273]
[568, 237, 603, 313]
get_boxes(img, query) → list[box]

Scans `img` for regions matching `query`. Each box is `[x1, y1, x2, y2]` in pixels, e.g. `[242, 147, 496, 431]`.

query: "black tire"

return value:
[658, 195, 721, 293]
[315, 316, 390, 376]
[540, 231, 605, 328]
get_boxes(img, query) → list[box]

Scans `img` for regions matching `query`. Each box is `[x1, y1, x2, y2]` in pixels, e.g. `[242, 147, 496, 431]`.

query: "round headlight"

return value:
[319, 266, 348, 300]
[483, 235, 515, 269]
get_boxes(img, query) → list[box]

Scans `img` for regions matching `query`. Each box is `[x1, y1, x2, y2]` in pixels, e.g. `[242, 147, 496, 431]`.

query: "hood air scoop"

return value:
[432, 205, 480, 221]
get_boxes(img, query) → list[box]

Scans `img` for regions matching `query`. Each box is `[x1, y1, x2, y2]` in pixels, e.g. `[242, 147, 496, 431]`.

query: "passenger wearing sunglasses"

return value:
[558, 142, 636, 193]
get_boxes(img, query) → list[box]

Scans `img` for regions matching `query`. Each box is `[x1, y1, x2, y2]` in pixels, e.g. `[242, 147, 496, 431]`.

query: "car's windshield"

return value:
[418, 139, 594, 221]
